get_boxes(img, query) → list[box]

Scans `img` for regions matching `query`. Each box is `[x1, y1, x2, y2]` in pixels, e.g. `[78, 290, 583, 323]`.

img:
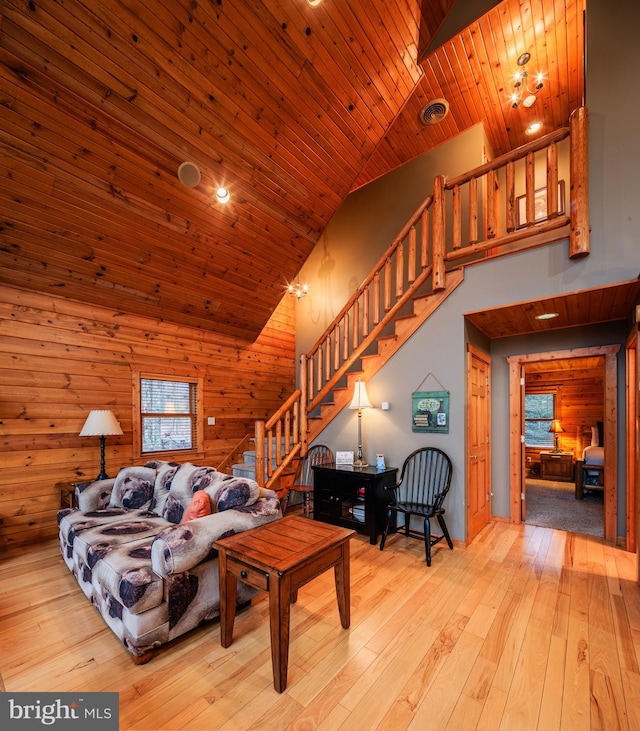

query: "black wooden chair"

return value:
[283, 444, 333, 516]
[379, 447, 453, 566]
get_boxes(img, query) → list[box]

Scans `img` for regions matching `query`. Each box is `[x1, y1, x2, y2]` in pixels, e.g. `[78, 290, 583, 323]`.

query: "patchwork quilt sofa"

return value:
[57, 460, 281, 663]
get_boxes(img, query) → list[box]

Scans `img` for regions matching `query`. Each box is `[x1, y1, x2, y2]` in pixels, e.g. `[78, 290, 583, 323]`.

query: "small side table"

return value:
[56, 481, 86, 510]
[214, 515, 354, 692]
[539, 452, 574, 482]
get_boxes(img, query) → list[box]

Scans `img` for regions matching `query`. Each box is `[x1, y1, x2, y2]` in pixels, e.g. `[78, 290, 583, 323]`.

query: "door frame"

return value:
[627, 324, 638, 557]
[507, 345, 620, 544]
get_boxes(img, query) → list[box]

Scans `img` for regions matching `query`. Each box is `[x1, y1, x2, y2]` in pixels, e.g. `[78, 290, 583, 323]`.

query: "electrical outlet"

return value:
[207, 417, 216, 426]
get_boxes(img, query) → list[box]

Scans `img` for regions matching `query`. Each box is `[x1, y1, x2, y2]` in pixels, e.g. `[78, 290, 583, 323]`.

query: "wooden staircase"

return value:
[306, 271, 463, 444]
[226, 107, 590, 492]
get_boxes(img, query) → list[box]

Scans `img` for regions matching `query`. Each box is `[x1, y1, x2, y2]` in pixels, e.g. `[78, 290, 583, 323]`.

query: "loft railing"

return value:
[251, 107, 590, 488]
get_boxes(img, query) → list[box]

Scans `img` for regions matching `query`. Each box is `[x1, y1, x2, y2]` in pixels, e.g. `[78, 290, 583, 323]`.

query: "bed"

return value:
[575, 422, 604, 499]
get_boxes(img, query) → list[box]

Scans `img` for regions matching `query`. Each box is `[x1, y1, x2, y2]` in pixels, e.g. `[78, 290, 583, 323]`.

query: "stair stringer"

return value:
[307, 268, 464, 444]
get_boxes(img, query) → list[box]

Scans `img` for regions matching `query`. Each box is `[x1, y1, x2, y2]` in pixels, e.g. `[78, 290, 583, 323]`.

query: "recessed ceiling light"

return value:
[535, 312, 559, 320]
[215, 187, 230, 204]
[526, 122, 542, 135]
[307, 0, 323, 6]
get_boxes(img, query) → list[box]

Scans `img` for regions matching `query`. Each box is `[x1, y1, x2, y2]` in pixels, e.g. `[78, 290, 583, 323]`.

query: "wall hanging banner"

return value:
[412, 391, 449, 433]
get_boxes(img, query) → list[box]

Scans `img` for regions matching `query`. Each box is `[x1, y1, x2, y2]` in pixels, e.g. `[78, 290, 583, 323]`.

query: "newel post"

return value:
[255, 420, 265, 487]
[432, 174, 446, 291]
[299, 354, 308, 456]
[569, 106, 590, 258]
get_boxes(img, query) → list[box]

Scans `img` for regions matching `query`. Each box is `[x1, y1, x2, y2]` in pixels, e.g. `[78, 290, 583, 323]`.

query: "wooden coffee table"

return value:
[213, 514, 355, 692]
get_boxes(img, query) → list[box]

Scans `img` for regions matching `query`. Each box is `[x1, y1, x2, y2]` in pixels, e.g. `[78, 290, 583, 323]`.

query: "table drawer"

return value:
[227, 557, 269, 591]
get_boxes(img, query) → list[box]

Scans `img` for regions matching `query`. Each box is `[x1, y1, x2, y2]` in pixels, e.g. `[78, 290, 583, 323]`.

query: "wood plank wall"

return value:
[0, 283, 295, 549]
[525, 364, 604, 469]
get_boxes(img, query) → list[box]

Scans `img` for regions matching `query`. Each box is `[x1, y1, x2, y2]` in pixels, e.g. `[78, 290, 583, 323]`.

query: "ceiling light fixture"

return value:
[215, 186, 230, 204]
[510, 52, 544, 109]
[535, 312, 559, 320]
[526, 121, 543, 135]
[307, 0, 324, 6]
[287, 279, 308, 299]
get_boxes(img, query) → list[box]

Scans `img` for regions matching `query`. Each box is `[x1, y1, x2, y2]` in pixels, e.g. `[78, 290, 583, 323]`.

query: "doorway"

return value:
[522, 356, 604, 537]
[507, 345, 620, 543]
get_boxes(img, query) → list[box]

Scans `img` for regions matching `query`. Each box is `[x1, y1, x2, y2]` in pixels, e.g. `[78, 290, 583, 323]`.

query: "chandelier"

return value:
[287, 279, 308, 299]
[510, 52, 544, 109]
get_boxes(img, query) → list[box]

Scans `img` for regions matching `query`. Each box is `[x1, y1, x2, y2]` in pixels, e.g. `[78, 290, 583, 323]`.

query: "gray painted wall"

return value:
[293, 0, 639, 542]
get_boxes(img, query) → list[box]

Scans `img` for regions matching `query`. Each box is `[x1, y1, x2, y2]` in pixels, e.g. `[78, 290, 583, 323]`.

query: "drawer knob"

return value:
[240, 570, 247, 579]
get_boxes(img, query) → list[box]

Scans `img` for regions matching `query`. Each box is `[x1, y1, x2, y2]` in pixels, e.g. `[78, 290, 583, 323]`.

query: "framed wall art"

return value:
[412, 390, 449, 434]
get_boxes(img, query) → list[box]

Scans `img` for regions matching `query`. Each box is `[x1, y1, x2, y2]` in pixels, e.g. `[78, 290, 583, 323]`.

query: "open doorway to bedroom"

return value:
[508, 345, 620, 543]
[522, 356, 605, 538]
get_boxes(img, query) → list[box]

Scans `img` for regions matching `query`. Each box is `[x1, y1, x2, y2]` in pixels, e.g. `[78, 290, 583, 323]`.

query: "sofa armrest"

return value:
[151, 497, 281, 577]
[76, 478, 116, 511]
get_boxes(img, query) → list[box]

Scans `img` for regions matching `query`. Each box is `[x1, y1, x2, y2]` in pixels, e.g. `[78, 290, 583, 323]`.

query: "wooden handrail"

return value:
[265, 389, 301, 431]
[308, 264, 433, 411]
[306, 193, 434, 360]
[445, 127, 570, 189]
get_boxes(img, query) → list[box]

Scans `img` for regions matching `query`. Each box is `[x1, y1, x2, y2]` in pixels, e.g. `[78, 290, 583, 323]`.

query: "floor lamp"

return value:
[80, 410, 124, 481]
[349, 378, 372, 467]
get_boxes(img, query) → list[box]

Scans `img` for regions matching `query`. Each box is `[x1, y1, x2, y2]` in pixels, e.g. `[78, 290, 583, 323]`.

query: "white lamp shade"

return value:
[349, 380, 372, 410]
[79, 410, 124, 437]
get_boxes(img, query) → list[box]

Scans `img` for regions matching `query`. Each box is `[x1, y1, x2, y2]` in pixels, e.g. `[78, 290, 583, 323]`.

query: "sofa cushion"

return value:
[72, 510, 172, 570]
[181, 490, 211, 522]
[205, 475, 260, 512]
[109, 466, 157, 510]
[146, 460, 180, 516]
[162, 463, 219, 524]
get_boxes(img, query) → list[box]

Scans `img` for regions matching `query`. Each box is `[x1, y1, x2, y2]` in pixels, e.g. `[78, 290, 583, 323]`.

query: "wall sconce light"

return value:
[349, 378, 373, 467]
[287, 279, 308, 299]
[215, 187, 230, 204]
[79, 410, 124, 481]
[548, 419, 565, 453]
[510, 52, 544, 109]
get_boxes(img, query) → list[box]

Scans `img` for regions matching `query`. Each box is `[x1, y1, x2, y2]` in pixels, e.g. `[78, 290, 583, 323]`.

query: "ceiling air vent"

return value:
[419, 98, 450, 125]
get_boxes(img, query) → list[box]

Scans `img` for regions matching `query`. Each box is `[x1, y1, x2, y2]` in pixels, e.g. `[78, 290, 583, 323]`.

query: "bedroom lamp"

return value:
[349, 378, 372, 467]
[549, 419, 565, 453]
[79, 410, 124, 481]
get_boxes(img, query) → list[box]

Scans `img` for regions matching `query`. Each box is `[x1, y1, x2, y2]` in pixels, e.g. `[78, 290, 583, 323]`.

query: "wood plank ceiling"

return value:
[0, 0, 585, 340]
[464, 278, 640, 340]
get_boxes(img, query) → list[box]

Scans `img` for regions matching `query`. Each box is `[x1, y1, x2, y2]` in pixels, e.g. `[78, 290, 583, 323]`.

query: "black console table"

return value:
[312, 464, 397, 545]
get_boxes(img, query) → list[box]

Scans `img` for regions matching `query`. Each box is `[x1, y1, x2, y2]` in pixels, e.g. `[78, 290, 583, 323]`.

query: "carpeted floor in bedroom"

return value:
[524, 477, 604, 538]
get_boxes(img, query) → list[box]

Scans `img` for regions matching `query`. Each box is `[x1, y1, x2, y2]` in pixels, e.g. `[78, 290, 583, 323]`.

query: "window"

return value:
[133, 374, 203, 456]
[524, 392, 556, 448]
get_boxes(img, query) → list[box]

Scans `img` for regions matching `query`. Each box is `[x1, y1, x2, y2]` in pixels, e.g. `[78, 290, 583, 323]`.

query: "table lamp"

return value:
[548, 419, 564, 453]
[80, 410, 124, 480]
[349, 378, 372, 467]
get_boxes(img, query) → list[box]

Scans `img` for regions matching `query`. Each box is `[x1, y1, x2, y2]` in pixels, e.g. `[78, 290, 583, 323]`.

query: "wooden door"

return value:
[467, 345, 491, 542]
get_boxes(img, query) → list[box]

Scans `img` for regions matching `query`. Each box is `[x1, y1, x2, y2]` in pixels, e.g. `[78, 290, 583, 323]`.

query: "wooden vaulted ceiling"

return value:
[0, 0, 585, 340]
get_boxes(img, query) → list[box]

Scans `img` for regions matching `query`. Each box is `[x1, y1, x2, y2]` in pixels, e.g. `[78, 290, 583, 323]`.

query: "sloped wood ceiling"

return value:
[1, 0, 584, 340]
[356, 0, 585, 187]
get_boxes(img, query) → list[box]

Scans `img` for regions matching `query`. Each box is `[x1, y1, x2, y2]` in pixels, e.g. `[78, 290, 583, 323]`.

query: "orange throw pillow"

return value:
[181, 490, 211, 523]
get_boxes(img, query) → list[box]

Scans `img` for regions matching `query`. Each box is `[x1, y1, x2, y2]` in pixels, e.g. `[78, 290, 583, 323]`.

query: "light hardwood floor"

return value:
[1, 521, 639, 730]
